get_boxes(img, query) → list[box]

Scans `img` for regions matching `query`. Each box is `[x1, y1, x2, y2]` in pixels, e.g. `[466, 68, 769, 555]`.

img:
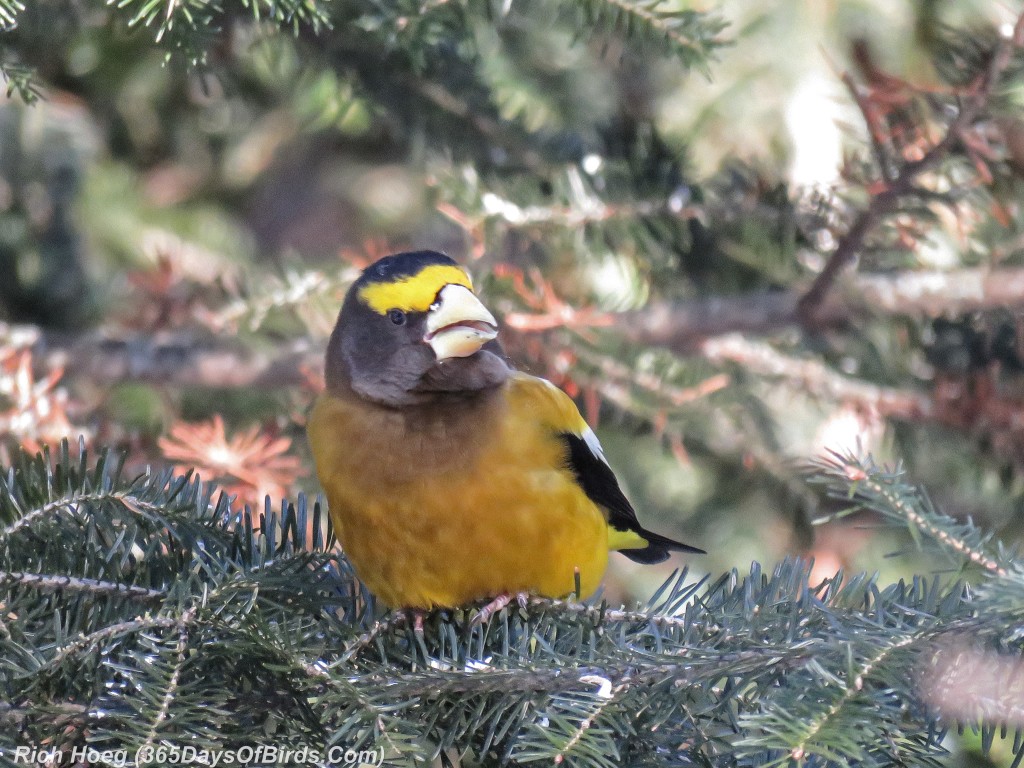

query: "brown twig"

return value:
[839, 69, 896, 182]
[797, 12, 1024, 322]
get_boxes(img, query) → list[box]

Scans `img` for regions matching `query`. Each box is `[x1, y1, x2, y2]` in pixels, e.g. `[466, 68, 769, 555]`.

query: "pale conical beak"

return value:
[425, 284, 499, 361]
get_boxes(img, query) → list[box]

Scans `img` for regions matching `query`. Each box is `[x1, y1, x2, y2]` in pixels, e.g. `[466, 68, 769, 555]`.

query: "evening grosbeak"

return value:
[307, 251, 703, 610]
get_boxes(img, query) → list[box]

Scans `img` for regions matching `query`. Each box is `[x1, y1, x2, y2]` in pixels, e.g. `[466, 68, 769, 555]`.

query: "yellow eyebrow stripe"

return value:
[358, 265, 474, 314]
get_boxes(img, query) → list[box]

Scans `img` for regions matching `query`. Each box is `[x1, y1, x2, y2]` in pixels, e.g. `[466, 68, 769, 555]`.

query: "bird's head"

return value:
[325, 251, 510, 407]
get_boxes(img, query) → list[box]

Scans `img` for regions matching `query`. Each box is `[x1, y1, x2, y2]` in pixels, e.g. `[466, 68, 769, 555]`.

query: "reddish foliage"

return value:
[0, 346, 82, 463]
[158, 415, 304, 507]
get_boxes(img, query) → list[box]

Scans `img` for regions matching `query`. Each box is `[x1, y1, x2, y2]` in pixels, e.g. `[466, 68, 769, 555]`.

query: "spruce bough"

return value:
[0, 442, 1021, 766]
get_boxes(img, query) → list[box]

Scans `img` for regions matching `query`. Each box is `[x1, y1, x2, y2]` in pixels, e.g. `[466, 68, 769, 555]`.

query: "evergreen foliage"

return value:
[1, 0, 1024, 765]
[1, 444, 1023, 766]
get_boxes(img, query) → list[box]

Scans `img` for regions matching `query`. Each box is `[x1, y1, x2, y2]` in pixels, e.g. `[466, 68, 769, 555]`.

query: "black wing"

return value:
[560, 432, 705, 563]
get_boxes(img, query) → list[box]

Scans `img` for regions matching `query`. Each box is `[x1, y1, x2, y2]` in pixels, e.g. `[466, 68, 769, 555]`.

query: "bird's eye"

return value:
[388, 309, 407, 326]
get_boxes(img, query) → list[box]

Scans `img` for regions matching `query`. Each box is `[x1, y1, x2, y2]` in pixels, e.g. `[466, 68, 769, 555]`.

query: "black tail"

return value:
[620, 529, 706, 564]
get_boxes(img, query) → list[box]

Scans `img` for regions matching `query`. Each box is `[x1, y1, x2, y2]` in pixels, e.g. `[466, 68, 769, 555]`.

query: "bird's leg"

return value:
[402, 608, 426, 640]
[472, 592, 530, 625]
[473, 594, 510, 625]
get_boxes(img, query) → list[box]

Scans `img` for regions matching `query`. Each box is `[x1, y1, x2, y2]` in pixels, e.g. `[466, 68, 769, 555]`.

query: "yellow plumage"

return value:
[307, 250, 701, 610]
[309, 371, 611, 608]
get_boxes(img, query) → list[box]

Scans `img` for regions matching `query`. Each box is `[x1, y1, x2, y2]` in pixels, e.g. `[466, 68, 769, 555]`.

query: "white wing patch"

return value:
[582, 426, 609, 466]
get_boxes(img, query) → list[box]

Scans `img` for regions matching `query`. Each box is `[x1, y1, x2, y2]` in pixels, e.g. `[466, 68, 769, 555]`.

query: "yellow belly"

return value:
[334, 468, 608, 608]
[308, 381, 609, 608]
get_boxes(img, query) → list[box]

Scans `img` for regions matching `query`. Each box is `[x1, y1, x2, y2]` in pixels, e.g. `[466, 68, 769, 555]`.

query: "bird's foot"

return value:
[472, 592, 530, 625]
[473, 594, 510, 625]
[402, 608, 426, 640]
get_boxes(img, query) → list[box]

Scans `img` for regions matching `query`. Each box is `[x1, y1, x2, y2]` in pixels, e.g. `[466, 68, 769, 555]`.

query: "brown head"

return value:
[325, 251, 510, 407]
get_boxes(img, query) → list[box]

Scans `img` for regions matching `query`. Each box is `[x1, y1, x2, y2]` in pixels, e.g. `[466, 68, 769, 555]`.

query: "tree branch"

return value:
[621, 266, 1024, 354]
[699, 334, 933, 423]
[9, 265, 1024, 391]
[0, 570, 165, 603]
[796, 11, 1024, 321]
[700, 334, 1024, 446]
[25, 328, 320, 390]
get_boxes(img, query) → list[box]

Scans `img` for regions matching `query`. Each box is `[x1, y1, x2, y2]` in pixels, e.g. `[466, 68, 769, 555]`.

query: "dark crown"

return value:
[359, 251, 458, 286]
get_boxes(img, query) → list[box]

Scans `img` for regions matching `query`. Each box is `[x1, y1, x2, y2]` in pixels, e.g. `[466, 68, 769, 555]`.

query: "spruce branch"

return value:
[13, 263, 1024, 389]
[811, 451, 1009, 577]
[573, 0, 728, 70]
[700, 334, 932, 421]
[0, 0, 23, 29]
[340, 613, 405, 662]
[697, 333, 1024, 463]
[407, 76, 548, 171]
[4, 444, 1023, 764]
[0, 700, 88, 723]
[344, 655, 805, 702]
[208, 265, 350, 335]
[6, 3, 1024, 762]
[0, 58, 40, 105]
[43, 615, 186, 673]
[138, 605, 197, 752]
[552, 675, 627, 765]
[797, 10, 1024, 321]
[613, 266, 1024, 353]
[533, 595, 713, 635]
[467, 185, 703, 229]
[109, 0, 329, 49]
[0, 571, 165, 603]
[0, 487, 170, 542]
[739, 630, 932, 766]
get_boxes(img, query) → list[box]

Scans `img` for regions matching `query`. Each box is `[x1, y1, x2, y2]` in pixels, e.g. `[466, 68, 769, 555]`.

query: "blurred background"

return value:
[1, 0, 1023, 669]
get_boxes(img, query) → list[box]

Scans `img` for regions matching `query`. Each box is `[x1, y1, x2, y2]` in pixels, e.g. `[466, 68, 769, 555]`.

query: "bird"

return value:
[307, 250, 703, 616]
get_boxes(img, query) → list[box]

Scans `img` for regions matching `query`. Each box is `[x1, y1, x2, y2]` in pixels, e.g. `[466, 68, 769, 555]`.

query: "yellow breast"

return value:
[307, 374, 609, 608]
